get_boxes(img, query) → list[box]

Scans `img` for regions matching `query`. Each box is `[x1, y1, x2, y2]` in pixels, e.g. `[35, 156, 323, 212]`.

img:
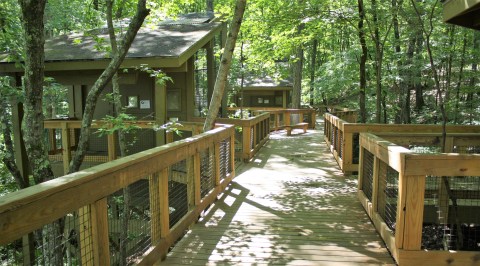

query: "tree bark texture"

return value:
[18, 0, 54, 184]
[69, 0, 149, 173]
[309, 39, 317, 106]
[203, 0, 247, 132]
[357, 0, 367, 123]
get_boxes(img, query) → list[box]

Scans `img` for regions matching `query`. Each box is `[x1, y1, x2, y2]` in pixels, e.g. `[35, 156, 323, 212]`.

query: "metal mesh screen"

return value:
[108, 179, 151, 265]
[454, 145, 480, 154]
[123, 129, 156, 156]
[423, 176, 480, 251]
[352, 133, 360, 164]
[408, 145, 442, 154]
[377, 161, 399, 234]
[338, 130, 344, 159]
[200, 148, 216, 198]
[219, 138, 232, 181]
[361, 149, 374, 202]
[168, 160, 188, 228]
[0, 208, 102, 265]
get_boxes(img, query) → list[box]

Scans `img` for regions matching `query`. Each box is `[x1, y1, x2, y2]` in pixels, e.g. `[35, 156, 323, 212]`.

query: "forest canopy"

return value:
[0, 0, 479, 195]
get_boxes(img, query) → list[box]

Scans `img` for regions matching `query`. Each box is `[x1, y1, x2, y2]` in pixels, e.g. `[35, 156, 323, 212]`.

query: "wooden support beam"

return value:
[149, 173, 161, 245]
[155, 79, 167, 146]
[159, 168, 170, 238]
[91, 198, 110, 265]
[61, 122, 72, 175]
[242, 126, 252, 161]
[402, 175, 425, 250]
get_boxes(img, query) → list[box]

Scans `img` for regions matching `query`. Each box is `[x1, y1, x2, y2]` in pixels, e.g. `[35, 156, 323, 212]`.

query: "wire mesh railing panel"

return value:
[332, 127, 337, 151]
[422, 175, 480, 251]
[409, 145, 442, 154]
[108, 179, 151, 265]
[352, 133, 360, 164]
[200, 148, 215, 198]
[250, 126, 254, 151]
[219, 138, 232, 181]
[454, 145, 480, 154]
[377, 161, 399, 234]
[168, 160, 188, 228]
[339, 130, 344, 159]
[124, 129, 156, 156]
[361, 149, 374, 202]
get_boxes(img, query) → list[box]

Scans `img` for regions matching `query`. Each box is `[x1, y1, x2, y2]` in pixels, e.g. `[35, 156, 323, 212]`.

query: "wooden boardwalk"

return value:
[165, 125, 396, 265]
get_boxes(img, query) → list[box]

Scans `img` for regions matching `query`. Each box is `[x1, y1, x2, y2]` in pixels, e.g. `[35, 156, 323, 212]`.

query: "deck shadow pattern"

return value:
[165, 126, 396, 265]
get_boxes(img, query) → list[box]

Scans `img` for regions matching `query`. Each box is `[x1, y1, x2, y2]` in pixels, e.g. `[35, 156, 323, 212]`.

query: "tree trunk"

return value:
[309, 39, 317, 106]
[357, 0, 367, 123]
[203, 0, 247, 132]
[207, 0, 214, 12]
[69, 0, 149, 173]
[18, 0, 54, 185]
[371, 0, 382, 123]
[467, 32, 479, 124]
[453, 33, 467, 124]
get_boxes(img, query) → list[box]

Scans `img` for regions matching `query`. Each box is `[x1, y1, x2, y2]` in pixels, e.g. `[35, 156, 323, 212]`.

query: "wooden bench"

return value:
[284, 122, 309, 136]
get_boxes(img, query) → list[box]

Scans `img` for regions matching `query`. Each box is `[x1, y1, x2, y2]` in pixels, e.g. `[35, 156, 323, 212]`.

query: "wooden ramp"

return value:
[164, 126, 396, 265]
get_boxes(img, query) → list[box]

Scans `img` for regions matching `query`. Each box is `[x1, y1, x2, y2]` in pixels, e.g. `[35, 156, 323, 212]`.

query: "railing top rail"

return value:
[0, 125, 234, 245]
[325, 113, 480, 133]
[360, 132, 480, 176]
[44, 119, 157, 129]
[190, 112, 270, 127]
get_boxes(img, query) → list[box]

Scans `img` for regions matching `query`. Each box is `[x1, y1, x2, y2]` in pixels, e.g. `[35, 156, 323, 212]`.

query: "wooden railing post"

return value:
[400, 175, 426, 250]
[310, 110, 316, 129]
[91, 198, 110, 265]
[343, 131, 354, 173]
[159, 168, 170, 238]
[284, 111, 291, 126]
[242, 126, 252, 161]
[61, 122, 71, 175]
[107, 127, 117, 161]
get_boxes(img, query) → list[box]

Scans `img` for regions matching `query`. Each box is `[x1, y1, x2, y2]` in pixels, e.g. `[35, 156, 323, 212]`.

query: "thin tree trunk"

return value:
[106, 1, 130, 264]
[453, 33, 467, 124]
[467, 32, 479, 124]
[370, 0, 382, 123]
[207, 0, 214, 12]
[203, 0, 247, 131]
[292, 23, 305, 110]
[309, 39, 317, 106]
[69, 0, 149, 173]
[357, 0, 367, 123]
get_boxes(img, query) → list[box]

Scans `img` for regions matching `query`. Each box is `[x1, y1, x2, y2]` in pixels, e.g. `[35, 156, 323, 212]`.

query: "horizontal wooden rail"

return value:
[190, 112, 270, 161]
[357, 132, 480, 266]
[324, 112, 480, 174]
[0, 125, 236, 265]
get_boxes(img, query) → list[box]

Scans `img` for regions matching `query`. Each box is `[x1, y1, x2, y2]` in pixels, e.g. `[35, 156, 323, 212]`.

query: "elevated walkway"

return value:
[165, 124, 395, 265]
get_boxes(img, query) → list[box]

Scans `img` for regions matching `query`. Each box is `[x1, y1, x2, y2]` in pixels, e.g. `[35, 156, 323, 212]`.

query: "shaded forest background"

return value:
[0, 0, 479, 194]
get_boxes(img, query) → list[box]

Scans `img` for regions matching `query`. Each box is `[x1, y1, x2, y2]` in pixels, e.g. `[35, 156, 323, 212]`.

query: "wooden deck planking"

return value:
[165, 126, 396, 265]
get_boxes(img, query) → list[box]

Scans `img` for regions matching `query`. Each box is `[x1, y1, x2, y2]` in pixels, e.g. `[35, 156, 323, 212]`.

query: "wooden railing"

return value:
[0, 125, 235, 265]
[247, 108, 316, 131]
[324, 112, 480, 174]
[191, 112, 270, 162]
[357, 132, 480, 265]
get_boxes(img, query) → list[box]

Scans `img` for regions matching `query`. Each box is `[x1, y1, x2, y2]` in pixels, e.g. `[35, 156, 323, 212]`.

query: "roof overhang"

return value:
[241, 86, 292, 91]
[443, 0, 480, 30]
[0, 22, 223, 73]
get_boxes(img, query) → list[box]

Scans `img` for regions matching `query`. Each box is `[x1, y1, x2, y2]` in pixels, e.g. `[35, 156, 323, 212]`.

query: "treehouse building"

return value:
[232, 75, 293, 109]
[0, 13, 226, 176]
